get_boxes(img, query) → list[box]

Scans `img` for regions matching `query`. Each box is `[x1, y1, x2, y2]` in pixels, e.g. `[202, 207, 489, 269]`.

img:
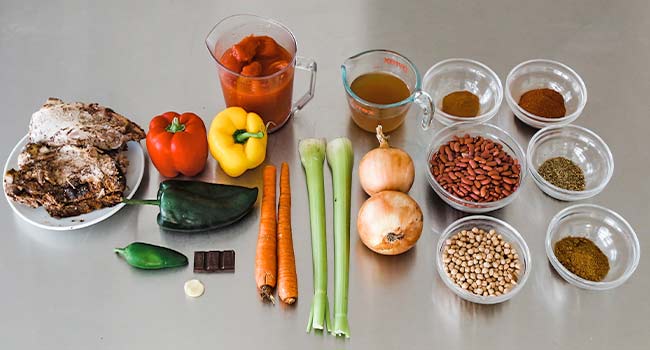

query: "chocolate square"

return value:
[220, 250, 235, 272]
[206, 251, 221, 272]
[193, 251, 207, 273]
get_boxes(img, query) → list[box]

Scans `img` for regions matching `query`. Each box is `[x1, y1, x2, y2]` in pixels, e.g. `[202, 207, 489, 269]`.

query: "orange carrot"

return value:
[255, 165, 277, 303]
[277, 162, 298, 304]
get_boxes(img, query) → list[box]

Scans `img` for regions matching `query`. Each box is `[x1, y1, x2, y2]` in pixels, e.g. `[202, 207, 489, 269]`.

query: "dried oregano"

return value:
[538, 156, 585, 191]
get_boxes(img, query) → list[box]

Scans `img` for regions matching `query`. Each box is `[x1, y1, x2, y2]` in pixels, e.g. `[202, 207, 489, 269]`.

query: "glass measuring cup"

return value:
[341, 50, 434, 132]
[206, 14, 317, 133]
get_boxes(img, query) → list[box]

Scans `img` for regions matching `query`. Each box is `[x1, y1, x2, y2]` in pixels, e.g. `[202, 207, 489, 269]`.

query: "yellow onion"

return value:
[357, 191, 423, 255]
[358, 126, 414, 196]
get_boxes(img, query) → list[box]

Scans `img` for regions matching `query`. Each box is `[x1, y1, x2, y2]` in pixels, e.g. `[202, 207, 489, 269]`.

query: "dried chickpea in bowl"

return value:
[435, 215, 531, 304]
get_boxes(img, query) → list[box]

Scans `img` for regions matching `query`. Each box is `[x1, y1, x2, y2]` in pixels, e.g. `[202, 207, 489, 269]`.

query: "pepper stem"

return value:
[165, 117, 186, 133]
[233, 129, 264, 144]
[114, 248, 125, 255]
[376, 125, 390, 148]
[122, 198, 161, 206]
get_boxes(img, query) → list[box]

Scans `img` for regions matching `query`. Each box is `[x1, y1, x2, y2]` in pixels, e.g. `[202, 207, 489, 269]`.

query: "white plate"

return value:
[3, 135, 145, 231]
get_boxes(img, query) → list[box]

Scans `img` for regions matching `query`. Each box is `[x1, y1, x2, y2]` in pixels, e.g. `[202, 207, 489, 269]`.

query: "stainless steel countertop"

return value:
[1, 0, 648, 348]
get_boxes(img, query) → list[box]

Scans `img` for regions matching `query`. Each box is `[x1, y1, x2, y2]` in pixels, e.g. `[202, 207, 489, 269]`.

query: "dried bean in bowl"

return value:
[442, 227, 522, 297]
[429, 134, 521, 203]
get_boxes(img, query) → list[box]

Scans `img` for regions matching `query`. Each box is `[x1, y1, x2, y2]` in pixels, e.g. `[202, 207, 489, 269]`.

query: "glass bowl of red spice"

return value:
[546, 204, 640, 291]
[505, 59, 587, 128]
[527, 125, 614, 201]
[423, 58, 503, 126]
[426, 123, 527, 213]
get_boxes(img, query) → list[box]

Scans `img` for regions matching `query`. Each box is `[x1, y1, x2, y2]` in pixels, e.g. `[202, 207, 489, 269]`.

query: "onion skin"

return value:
[359, 148, 415, 196]
[357, 191, 423, 255]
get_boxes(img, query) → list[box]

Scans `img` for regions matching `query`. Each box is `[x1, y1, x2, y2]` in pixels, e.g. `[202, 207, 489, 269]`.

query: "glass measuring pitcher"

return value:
[341, 50, 434, 132]
[206, 14, 317, 133]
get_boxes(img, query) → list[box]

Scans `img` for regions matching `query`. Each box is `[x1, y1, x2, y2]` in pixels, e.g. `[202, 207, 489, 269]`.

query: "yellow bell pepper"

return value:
[208, 107, 267, 177]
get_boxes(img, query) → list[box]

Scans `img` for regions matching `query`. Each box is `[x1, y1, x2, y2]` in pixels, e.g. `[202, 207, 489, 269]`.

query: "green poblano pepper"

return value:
[124, 180, 258, 232]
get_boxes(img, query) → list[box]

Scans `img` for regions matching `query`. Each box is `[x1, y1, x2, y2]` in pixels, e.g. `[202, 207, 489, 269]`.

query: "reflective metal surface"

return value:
[1, 0, 648, 348]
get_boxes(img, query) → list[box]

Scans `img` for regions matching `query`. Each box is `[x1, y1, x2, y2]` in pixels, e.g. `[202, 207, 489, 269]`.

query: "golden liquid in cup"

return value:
[349, 72, 411, 132]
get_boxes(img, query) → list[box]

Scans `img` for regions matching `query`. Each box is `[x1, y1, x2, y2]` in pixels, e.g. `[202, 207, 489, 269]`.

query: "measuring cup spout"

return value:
[340, 64, 348, 85]
[340, 60, 354, 89]
[341, 52, 368, 88]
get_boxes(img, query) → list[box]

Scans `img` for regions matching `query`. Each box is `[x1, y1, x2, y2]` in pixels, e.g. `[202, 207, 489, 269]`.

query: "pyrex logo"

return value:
[384, 57, 408, 73]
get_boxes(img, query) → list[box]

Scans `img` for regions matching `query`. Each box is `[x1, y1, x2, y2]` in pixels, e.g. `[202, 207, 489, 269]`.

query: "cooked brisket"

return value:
[4, 143, 127, 218]
[29, 98, 145, 150]
[5, 98, 142, 218]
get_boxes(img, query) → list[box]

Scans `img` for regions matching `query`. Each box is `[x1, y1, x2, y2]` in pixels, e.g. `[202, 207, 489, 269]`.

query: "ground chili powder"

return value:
[518, 88, 566, 118]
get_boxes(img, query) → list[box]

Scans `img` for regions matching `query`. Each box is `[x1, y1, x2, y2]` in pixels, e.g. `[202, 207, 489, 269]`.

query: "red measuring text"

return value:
[384, 57, 408, 73]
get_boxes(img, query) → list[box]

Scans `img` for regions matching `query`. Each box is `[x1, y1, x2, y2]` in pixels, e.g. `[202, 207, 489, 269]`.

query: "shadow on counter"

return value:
[354, 236, 418, 285]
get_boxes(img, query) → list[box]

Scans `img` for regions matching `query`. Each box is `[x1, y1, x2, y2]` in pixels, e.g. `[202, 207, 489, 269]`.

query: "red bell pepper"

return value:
[146, 112, 208, 177]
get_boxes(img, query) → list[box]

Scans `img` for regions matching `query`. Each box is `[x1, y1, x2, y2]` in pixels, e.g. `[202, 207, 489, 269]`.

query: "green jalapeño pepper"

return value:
[115, 242, 188, 269]
[124, 180, 258, 232]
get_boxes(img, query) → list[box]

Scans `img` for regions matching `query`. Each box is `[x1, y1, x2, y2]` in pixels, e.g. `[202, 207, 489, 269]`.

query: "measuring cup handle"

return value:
[291, 56, 317, 115]
[414, 91, 434, 130]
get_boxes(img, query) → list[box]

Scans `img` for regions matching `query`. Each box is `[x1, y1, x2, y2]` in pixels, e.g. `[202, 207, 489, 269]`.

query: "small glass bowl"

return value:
[546, 204, 640, 290]
[423, 58, 503, 126]
[426, 123, 527, 213]
[505, 59, 587, 128]
[436, 215, 532, 304]
[527, 125, 614, 201]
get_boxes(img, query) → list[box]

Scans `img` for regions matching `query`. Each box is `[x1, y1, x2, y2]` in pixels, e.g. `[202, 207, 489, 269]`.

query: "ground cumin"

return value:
[442, 91, 480, 117]
[518, 88, 566, 118]
[554, 236, 609, 282]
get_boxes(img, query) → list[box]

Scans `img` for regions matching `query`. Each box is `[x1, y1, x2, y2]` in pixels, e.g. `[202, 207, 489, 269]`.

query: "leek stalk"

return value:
[326, 138, 353, 338]
[299, 138, 331, 333]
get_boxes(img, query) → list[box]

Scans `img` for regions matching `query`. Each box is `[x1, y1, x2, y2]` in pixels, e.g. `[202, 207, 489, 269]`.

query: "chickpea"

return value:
[444, 226, 521, 298]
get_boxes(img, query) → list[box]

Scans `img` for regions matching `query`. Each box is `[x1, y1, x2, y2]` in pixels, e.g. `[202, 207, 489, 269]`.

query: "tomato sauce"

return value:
[218, 35, 294, 130]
